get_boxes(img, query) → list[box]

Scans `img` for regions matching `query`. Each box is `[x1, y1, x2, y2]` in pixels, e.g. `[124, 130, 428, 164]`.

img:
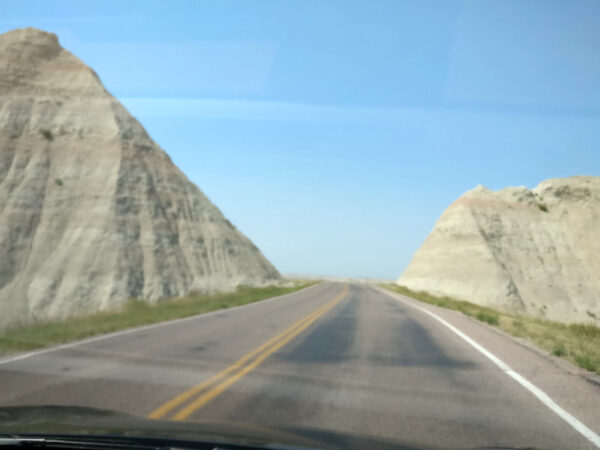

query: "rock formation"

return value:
[0, 28, 280, 328]
[398, 176, 600, 324]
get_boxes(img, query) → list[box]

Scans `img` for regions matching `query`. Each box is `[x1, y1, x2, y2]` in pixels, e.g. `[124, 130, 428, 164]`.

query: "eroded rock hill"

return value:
[398, 176, 600, 324]
[0, 28, 280, 328]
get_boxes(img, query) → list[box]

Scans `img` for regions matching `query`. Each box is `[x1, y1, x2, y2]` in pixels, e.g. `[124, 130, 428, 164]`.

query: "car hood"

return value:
[0, 405, 428, 450]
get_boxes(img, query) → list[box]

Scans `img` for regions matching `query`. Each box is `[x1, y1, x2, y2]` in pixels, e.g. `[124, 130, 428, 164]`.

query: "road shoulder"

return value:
[376, 285, 600, 445]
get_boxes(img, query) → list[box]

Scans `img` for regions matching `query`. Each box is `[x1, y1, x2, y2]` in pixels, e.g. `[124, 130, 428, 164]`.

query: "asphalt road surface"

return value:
[0, 282, 599, 449]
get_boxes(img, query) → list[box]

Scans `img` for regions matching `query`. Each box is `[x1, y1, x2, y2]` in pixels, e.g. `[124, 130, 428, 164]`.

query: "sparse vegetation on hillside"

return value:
[0, 282, 316, 355]
[538, 203, 548, 212]
[40, 128, 53, 141]
[382, 284, 600, 375]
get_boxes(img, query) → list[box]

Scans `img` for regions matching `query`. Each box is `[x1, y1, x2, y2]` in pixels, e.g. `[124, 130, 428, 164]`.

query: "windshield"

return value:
[0, 1, 599, 450]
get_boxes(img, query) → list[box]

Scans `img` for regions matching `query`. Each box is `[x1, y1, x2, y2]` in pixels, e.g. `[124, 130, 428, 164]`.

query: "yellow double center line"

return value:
[149, 284, 349, 421]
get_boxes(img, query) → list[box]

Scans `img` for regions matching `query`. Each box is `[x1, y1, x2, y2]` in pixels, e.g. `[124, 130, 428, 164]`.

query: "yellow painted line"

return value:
[149, 302, 328, 419]
[148, 284, 348, 420]
[172, 285, 348, 420]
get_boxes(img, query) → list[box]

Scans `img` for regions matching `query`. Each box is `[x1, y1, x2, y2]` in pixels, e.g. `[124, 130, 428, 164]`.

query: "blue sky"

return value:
[2, 0, 599, 279]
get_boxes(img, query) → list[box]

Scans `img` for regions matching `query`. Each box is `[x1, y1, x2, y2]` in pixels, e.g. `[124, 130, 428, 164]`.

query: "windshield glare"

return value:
[0, 1, 599, 450]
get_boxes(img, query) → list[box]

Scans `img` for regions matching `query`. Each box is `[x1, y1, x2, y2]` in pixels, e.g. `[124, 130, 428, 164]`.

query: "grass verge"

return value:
[0, 282, 316, 356]
[382, 284, 600, 375]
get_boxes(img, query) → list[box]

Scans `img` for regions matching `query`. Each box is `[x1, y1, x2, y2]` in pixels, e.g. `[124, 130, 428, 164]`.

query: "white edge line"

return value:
[0, 282, 325, 366]
[376, 286, 600, 449]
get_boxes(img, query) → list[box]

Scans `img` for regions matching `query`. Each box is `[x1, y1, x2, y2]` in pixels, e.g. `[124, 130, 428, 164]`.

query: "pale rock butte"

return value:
[0, 28, 280, 328]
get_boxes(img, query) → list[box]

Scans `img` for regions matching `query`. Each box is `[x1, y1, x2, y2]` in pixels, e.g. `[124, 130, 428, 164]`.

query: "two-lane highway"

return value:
[0, 282, 599, 449]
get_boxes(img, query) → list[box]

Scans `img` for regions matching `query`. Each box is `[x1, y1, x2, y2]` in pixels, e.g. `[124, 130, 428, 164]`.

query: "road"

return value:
[0, 282, 599, 449]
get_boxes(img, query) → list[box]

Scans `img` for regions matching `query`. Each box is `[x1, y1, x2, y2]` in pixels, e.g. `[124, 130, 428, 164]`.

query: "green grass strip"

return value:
[382, 284, 600, 375]
[0, 282, 316, 356]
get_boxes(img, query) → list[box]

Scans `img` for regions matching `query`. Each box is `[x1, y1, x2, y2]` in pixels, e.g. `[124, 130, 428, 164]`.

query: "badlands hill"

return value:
[398, 176, 600, 324]
[0, 28, 280, 328]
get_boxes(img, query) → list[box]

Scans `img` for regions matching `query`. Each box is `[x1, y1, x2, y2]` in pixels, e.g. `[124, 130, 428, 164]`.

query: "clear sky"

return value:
[2, 1, 599, 279]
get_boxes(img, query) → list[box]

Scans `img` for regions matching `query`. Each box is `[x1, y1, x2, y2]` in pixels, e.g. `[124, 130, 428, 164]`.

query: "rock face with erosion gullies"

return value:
[398, 176, 600, 324]
[0, 28, 280, 328]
